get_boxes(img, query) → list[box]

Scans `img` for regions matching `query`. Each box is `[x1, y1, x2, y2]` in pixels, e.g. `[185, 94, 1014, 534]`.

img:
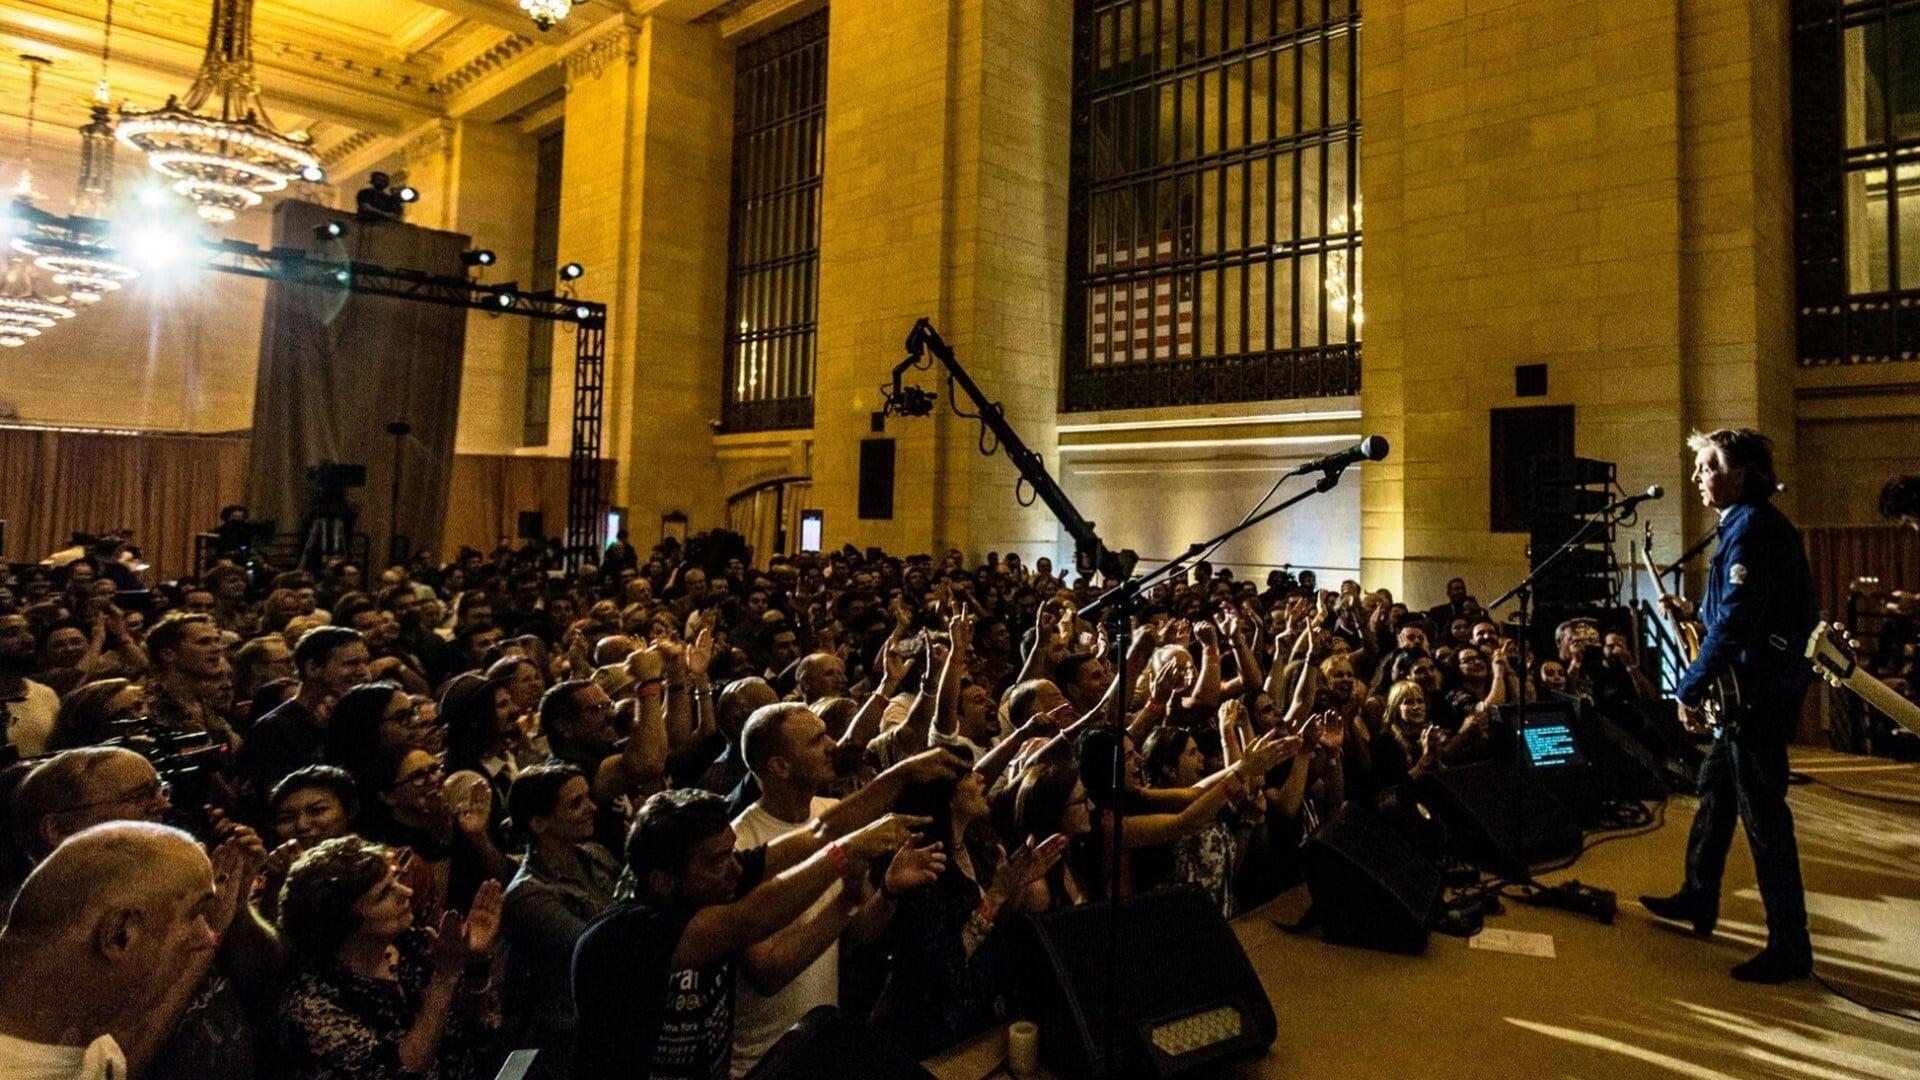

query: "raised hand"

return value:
[685, 628, 714, 678]
[883, 836, 948, 894]
[207, 832, 267, 934]
[844, 813, 935, 860]
[947, 603, 976, 655]
[430, 909, 470, 976]
[1150, 661, 1183, 706]
[463, 878, 503, 958]
[889, 747, 970, 785]
[879, 631, 915, 691]
[1128, 624, 1159, 669]
[259, 839, 301, 891]
[1241, 728, 1304, 775]
[997, 833, 1071, 898]
[627, 645, 665, 683]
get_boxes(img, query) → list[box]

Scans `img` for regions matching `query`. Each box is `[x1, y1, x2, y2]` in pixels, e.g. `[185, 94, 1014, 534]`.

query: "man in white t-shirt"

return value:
[0, 822, 222, 1080]
[729, 703, 944, 1077]
[0, 614, 58, 757]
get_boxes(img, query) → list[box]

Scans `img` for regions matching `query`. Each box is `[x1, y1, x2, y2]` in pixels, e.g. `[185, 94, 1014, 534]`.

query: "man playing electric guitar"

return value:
[1640, 429, 1817, 984]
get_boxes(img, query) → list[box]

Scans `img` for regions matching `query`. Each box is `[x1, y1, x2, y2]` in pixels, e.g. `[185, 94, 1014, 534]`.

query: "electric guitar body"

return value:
[1638, 522, 1743, 735]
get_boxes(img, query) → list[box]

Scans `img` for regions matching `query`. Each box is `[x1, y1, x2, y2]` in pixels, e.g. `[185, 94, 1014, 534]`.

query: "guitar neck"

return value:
[1836, 667, 1920, 736]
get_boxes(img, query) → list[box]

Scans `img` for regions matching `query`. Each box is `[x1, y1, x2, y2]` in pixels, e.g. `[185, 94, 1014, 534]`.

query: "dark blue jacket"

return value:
[1676, 499, 1817, 713]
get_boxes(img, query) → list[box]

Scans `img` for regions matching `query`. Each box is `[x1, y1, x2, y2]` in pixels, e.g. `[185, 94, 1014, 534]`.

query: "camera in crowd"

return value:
[100, 719, 234, 833]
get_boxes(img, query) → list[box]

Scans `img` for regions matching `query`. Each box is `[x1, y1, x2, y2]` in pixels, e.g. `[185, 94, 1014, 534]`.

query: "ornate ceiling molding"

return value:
[403, 117, 458, 162]
[432, 32, 537, 96]
[320, 129, 383, 167]
[562, 19, 641, 90]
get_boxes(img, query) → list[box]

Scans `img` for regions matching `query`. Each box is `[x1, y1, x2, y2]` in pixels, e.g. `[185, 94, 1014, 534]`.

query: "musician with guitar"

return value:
[1639, 429, 1817, 984]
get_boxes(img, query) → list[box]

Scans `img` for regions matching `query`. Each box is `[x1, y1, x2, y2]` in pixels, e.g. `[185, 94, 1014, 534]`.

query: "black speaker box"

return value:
[1419, 759, 1582, 879]
[1300, 802, 1442, 955]
[741, 1006, 933, 1080]
[1016, 885, 1276, 1078]
[1582, 709, 1673, 801]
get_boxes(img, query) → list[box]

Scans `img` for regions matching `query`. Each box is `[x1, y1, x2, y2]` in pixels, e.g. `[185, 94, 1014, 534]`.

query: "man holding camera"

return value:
[1640, 429, 1816, 984]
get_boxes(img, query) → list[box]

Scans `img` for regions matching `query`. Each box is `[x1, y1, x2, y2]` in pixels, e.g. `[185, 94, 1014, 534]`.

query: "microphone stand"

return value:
[1487, 503, 1636, 884]
[1075, 468, 1352, 1076]
[881, 319, 1361, 1075]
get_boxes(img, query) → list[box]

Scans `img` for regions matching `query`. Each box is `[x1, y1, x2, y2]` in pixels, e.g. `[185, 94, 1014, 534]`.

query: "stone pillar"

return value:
[1360, 0, 1701, 608]
[811, 0, 1071, 560]
[550, 14, 732, 543]
[446, 121, 538, 456]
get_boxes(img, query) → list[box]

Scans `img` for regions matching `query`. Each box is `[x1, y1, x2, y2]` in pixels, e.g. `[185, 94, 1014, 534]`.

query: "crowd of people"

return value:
[0, 530, 1673, 1080]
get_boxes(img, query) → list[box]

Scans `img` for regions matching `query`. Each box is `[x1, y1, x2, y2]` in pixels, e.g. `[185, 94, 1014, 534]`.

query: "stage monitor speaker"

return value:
[1580, 708, 1673, 801]
[1419, 759, 1582, 879]
[1301, 803, 1442, 955]
[741, 1006, 933, 1080]
[1015, 885, 1275, 1078]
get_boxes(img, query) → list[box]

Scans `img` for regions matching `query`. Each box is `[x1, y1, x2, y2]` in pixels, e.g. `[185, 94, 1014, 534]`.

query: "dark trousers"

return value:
[1683, 704, 1811, 959]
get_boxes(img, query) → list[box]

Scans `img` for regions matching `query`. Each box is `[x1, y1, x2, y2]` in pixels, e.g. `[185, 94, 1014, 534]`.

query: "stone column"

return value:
[550, 14, 733, 543]
[811, 0, 1071, 561]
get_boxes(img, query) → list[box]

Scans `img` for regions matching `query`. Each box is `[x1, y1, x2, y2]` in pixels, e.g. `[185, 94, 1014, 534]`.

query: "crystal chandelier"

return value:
[521, 0, 576, 32]
[10, 56, 52, 201]
[1326, 199, 1363, 329]
[0, 228, 77, 346]
[71, 0, 120, 219]
[117, 0, 321, 223]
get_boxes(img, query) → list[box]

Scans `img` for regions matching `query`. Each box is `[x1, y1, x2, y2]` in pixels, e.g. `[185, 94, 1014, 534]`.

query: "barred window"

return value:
[524, 127, 563, 446]
[1065, 0, 1361, 411]
[722, 10, 827, 433]
[1794, 0, 1920, 364]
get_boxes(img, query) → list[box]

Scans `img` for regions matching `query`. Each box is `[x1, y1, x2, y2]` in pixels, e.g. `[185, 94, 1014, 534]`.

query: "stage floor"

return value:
[929, 747, 1920, 1080]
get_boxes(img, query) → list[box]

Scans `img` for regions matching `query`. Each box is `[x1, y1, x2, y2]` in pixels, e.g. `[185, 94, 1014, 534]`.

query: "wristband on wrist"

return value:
[636, 681, 665, 701]
[825, 840, 850, 874]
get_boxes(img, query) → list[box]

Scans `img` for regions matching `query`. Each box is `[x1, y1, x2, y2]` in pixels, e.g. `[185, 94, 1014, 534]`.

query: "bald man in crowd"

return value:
[0, 822, 226, 1080]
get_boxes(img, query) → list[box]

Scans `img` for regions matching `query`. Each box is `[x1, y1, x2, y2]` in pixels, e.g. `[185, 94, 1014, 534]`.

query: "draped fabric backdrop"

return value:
[725, 478, 812, 566]
[442, 455, 617, 559]
[245, 202, 469, 566]
[0, 426, 248, 577]
[1803, 525, 1920, 624]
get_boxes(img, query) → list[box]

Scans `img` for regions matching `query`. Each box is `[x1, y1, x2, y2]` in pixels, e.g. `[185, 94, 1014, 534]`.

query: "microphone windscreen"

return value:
[1647, 485, 1664, 499]
[1361, 436, 1390, 462]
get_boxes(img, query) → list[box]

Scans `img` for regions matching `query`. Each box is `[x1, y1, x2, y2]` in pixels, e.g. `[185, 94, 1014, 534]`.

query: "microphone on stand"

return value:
[1599, 485, 1664, 515]
[1286, 436, 1390, 477]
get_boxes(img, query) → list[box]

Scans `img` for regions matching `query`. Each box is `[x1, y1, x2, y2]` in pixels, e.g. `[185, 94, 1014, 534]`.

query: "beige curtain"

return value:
[725, 478, 812, 565]
[443, 455, 616, 560]
[0, 426, 249, 580]
[1804, 524, 1920, 623]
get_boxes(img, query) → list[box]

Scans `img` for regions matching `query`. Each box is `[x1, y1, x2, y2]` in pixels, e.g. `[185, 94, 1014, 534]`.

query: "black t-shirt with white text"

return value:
[570, 845, 770, 1080]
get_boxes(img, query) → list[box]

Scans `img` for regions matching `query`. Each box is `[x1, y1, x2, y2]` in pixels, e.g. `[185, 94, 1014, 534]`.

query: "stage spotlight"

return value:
[461, 249, 495, 268]
[494, 290, 516, 308]
[560, 261, 584, 281]
[300, 164, 326, 183]
[124, 224, 190, 269]
[333, 268, 351, 284]
[574, 304, 593, 321]
[315, 221, 348, 240]
[398, 185, 419, 203]
[135, 182, 170, 208]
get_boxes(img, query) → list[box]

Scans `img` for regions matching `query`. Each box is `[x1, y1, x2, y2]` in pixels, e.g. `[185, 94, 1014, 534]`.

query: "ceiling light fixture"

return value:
[520, 0, 577, 33]
[117, 0, 321, 223]
[10, 55, 53, 202]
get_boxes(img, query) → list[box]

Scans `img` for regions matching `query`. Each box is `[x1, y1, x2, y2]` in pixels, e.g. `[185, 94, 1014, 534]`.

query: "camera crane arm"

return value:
[882, 318, 1135, 583]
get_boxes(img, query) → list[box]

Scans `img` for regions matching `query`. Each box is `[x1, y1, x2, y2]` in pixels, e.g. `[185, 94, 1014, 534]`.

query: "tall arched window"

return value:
[1065, 0, 1361, 410]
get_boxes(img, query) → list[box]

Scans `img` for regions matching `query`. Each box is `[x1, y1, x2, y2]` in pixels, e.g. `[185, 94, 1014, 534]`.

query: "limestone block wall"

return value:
[1360, 0, 1798, 609]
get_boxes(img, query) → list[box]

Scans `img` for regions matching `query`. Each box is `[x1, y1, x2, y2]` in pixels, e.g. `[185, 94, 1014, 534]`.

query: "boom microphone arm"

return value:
[883, 318, 1136, 582]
